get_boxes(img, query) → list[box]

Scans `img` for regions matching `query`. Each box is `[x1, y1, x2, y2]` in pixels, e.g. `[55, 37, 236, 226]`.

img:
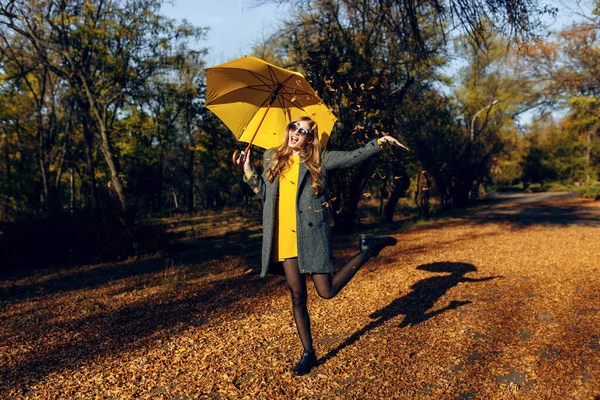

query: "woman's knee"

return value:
[289, 287, 307, 307]
[315, 287, 335, 300]
[312, 275, 335, 299]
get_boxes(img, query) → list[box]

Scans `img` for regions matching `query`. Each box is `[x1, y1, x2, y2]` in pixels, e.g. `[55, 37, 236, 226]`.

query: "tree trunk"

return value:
[382, 163, 409, 222]
[81, 122, 99, 211]
[3, 130, 10, 180]
[416, 171, 431, 218]
[69, 167, 75, 215]
[2, 130, 9, 217]
[172, 189, 179, 209]
[98, 126, 127, 211]
[187, 147, 195, 213]
[586, 130, 591, 185]
[156, 150, 164, 212]
[332, 161, 372, 230]
[383, 174, 410, 222]
[37, 124, 49, 205]
[186, 113, 196, 213]
[75, 67, 128, 211]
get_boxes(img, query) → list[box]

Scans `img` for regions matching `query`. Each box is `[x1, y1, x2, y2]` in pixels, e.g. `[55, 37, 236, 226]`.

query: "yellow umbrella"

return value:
[204, 56, 338, 162]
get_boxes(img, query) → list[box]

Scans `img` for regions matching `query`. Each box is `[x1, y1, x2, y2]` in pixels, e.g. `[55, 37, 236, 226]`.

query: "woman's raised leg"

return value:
[311, 234, 397, 299]
[311, 251, 371, 299]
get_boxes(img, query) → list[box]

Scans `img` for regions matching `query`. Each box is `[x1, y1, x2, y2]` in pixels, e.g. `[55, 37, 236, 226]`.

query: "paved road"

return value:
[467, 191, 600, 227]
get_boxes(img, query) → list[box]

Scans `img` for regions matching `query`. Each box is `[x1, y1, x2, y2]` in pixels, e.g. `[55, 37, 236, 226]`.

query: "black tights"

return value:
[282, 251, 372, 351]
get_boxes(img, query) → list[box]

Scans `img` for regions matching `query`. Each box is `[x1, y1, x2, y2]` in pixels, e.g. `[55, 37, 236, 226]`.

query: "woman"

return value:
[235, 116, 404, 376]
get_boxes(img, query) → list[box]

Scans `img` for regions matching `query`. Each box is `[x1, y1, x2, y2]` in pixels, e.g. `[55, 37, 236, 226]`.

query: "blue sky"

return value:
[161, 0, 289, 66]
[161, 0, 588, 69]
[160, 0, 589, 126]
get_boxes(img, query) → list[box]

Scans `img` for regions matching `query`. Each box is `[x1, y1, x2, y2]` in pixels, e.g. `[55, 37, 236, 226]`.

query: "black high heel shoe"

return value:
[359, 234, 397, 257]
[293, 349, 317, 376]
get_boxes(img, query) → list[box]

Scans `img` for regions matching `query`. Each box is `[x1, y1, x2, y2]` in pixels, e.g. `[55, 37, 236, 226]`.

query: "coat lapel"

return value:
[297, 162, 309, 194]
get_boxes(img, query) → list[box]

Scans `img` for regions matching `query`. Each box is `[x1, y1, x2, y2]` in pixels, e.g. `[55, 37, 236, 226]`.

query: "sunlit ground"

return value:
[1, 193, 599, 399]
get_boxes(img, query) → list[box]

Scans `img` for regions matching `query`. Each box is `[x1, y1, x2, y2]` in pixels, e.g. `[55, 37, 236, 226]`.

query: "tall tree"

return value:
[0, 72, 39, 214]
[258, 0, 556, 55]
[0, 0, 203, 211]
[260, 0, 443, 227]
[451, 24, 534, 205]
[522, 8, 600, 184]
[255, 0, 555, 224]
[0, 33, 75, 210]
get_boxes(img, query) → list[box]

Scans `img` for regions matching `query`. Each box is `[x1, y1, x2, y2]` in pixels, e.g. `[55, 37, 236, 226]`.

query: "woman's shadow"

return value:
[319, 262, 500, 365]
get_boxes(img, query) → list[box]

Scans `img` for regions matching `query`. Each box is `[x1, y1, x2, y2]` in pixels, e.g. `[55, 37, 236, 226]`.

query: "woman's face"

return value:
[287, 120, 313, 151]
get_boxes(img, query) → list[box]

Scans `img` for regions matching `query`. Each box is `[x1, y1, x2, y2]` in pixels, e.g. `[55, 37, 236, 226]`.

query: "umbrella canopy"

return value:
[205, 55, 337, 150]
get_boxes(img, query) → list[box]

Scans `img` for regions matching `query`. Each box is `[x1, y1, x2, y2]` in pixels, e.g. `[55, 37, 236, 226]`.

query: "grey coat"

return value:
[244, 139, 383, 277]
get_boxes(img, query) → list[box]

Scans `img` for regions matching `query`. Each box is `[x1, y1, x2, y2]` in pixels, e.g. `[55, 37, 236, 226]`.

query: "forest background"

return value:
[0, 0, 599, 273]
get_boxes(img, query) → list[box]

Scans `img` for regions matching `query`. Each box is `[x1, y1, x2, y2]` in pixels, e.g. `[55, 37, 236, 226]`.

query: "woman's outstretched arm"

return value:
[322, 135, 407, 170]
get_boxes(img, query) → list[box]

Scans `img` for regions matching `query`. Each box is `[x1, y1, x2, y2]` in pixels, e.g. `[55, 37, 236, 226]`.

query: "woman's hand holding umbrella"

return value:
[235, 150, 253, 177]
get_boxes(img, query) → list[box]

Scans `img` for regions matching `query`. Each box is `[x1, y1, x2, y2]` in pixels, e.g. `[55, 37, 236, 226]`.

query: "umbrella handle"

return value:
[232, 149, 241, 166]
[232, 143, 253, 167]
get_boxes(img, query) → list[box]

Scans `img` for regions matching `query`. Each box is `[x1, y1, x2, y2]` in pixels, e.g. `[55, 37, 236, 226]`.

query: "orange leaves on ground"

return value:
[0, 194, 599, 398]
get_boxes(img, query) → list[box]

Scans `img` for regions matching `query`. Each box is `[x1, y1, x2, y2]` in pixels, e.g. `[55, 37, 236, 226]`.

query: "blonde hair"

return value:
[266, 116, 324, 195]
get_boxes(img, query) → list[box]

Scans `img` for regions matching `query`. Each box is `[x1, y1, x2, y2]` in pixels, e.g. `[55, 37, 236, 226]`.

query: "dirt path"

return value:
[471, 192, 600, 227]
[1, 193, 599, 399]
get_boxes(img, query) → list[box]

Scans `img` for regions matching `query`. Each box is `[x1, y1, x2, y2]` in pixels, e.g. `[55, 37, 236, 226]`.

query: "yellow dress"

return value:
[273, 155, 300, 261]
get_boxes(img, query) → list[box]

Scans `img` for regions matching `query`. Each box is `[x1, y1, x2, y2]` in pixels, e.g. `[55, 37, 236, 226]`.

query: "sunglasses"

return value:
[288, 122, 311, 136]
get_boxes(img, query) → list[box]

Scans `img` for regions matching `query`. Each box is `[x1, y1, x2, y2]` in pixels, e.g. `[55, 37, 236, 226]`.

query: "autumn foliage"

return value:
[1, 193, 599, 399]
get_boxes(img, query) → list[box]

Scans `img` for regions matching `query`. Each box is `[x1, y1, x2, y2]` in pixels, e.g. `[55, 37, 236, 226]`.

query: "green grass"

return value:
[580, 182, 600, 199]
